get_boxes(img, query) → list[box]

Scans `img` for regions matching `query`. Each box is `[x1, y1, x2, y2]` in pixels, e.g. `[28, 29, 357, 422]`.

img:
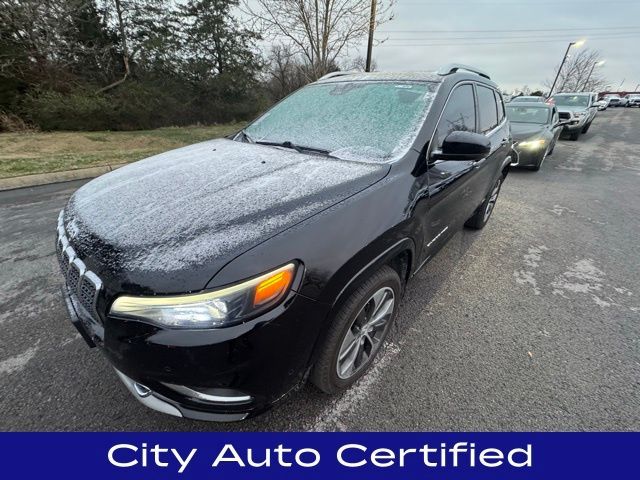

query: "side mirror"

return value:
[431, 131, 491, 162]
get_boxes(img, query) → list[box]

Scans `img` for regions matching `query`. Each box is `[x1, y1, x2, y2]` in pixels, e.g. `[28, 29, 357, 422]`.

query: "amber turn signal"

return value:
[253, 266, 294, 306]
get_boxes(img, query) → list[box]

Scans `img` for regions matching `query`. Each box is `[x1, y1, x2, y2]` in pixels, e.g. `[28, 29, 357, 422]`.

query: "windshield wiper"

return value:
[236, 129, 255, 144]
[255, 140, 333, 156]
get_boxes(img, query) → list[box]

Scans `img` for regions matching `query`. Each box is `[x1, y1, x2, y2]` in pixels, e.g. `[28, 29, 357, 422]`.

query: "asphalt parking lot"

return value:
[1, 108, 639, 432]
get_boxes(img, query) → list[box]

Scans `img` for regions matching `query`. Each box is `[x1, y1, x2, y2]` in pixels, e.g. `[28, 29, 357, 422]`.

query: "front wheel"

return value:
[569, 131, 580, 141]
[311, 265, 401, 394]
[465, 176, 503, 230]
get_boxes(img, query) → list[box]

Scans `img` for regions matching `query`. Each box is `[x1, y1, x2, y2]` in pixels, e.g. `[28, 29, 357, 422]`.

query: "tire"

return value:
[569, 131, 580, 141]
[464, 175, 503, 230]
[311, 265, 401, 394]
[581, 122, 591, 134]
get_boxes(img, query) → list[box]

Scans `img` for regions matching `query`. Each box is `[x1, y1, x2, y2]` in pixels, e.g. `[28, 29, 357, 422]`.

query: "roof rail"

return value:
[437, 63, 491, 80]
[317, 71, 358, 81]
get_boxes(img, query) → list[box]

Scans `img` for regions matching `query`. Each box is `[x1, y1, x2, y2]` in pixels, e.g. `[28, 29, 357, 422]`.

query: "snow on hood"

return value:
[65, 139, 388, 287]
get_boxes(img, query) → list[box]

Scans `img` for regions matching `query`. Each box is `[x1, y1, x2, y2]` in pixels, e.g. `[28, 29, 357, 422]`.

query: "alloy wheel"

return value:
[336, 286, 395, 379]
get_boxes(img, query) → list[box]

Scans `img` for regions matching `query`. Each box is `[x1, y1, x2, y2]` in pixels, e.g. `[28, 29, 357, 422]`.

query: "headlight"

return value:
[109, 263, 297, 329]
[518, 139, 546, 150]
[573, 111, 587, 118]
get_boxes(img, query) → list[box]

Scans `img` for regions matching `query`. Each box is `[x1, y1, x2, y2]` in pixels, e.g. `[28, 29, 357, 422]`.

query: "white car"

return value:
[606, 94, 629, 107]
[625, 94, 640, 107]
[595, 99, 608, 110]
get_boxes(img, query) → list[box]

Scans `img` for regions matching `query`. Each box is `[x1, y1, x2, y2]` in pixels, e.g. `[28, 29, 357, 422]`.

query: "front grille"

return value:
[559, 112, 571, 120]
[56, 211, 103, 323]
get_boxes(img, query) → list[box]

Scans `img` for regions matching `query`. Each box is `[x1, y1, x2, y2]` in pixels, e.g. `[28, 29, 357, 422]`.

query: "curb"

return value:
[0, 163, 127, 192]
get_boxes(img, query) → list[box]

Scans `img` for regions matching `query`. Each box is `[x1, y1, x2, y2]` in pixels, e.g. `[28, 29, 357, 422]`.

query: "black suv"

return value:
[56, 65, 512, 421]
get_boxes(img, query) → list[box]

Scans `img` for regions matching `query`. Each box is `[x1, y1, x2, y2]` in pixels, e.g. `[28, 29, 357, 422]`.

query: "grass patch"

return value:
[0, 123, 244, 178]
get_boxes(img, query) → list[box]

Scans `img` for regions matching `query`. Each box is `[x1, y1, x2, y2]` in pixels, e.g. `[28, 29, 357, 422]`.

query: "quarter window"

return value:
[434, 84, 476, 148]
[477, 85, 499, 132]
[495, 91, 505, 122]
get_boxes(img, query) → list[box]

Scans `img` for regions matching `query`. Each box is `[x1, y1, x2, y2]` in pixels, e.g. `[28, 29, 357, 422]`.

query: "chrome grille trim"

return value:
[56, 211, 103, 323]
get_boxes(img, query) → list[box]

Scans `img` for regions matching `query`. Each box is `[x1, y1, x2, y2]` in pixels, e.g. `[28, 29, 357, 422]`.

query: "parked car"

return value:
[625, 94, 640, 107]
[56, 65, 513, 421]
[605, 94, 626, 107]
[506, 103, 565, 170]
[595, 99, 608, 111]
[550, 92, 598, 140]
[511, 95, 546, 103]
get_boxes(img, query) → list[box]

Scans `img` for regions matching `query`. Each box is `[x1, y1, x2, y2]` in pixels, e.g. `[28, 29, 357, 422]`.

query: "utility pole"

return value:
[365, 0, 377, 72]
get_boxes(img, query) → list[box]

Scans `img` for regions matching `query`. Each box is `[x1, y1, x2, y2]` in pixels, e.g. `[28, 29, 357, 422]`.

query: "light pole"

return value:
[365, 0, 377, 72]
[548, 39, 585, 97]
[582, 60, 605, 91]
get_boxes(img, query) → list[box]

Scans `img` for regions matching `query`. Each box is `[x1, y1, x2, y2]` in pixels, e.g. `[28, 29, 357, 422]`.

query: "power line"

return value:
[379, 26, 640, 34]
[384, 31, 640, 42]
[398, 0, 640, 5]
[378, 34, 640, 47]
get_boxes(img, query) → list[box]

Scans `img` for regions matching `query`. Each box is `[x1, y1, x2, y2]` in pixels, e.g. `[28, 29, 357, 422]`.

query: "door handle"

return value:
[500, 138, 509, 146]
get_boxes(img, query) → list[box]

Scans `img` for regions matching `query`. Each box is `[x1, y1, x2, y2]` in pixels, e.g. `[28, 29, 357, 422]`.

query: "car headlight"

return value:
[109, 263, 297, 329]
[573, 111, 587, 118]
[518, 139, 546, 150]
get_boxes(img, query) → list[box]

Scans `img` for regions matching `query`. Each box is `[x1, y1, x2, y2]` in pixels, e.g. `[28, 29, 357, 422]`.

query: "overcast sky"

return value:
[358, 0, 640, 92]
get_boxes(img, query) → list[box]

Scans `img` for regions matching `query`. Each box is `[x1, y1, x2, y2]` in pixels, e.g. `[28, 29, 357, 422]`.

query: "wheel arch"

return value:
[307, 237, 416, 366]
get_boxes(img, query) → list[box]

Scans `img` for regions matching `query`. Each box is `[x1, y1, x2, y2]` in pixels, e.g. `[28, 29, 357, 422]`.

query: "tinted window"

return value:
[477, 85, 498, 132]
[434, 84, 476, 148]
[495, 91, 505, 121]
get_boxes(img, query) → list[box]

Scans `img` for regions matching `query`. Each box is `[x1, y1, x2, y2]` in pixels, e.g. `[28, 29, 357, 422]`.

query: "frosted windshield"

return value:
[244, 81, 438, 162]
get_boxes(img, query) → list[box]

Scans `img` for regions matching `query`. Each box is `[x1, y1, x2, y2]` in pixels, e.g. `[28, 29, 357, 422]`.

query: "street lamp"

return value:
[548, 40, 585, 97]
[582, 60, 605, 91]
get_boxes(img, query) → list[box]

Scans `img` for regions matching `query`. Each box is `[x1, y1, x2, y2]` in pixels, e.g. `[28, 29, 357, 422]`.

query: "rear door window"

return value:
[477, 85, 499, 133]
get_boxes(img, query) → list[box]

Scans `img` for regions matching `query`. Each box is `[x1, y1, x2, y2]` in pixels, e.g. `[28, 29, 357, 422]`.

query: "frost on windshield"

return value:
[65, 139, 387, 277]
[245, 81, 437, 162]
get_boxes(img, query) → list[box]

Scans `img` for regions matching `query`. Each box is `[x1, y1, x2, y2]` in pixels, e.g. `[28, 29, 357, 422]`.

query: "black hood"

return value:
[64, 139, 389, 294]
[510, 123, 545, 142]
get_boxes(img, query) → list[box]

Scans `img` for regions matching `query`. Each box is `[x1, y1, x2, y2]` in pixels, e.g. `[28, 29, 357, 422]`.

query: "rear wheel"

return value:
[465, 175, 503, 230]
[311, 265, 401, 394]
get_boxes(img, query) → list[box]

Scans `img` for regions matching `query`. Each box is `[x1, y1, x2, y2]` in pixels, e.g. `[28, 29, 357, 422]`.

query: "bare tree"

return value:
[243, 0, 394, 80]
[264, 44, 308, 100]
[97, 0, 171, 92]
[544, 49, 607, 94]
[345, 54, 377, 72]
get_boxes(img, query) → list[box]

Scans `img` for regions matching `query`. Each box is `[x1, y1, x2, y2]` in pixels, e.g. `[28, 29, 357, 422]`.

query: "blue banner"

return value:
[0, 432, 637, 478]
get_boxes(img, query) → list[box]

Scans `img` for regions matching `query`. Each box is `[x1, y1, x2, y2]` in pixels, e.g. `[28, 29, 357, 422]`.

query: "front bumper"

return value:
[62, 282, 331, 421]
[562, 116, 587, 132]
